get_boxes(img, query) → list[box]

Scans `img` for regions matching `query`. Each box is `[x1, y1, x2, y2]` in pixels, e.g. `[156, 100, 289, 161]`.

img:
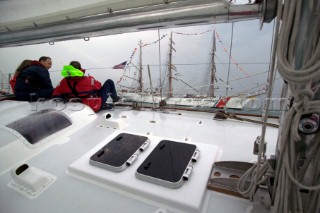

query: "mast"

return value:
[209, 30, 217, 97]
[167, 31, 176, 98]
[225, 22, 234, 97]
[138, 40, 143, 92]
[158, 29, 162, 98]
[168, 32, 173, 98]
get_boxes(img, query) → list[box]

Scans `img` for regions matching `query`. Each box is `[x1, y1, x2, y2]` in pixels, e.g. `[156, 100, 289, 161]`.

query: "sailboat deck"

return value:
[0, 101, 279, 213]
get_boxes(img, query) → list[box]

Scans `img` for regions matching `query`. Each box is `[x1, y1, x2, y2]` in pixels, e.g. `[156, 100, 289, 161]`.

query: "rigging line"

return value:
[268, 19, 278, 91]
[162, 77, 253, 95]
[227, 67, 247, 90]
[174, 78, 199, 93]
[222, 59, 261, 93]
[245, 5, 279, 203]
[122, 75, 139, 81]
[0, 72, 10, 91]
[117, 85, 136, 89]
[228, 70, 270, 82]
[227, 77, 282, 96]
[215, 55, 248, 91]
[215, 30, 261, 85]
[200, 68, 211, 95]
[188, 83, 220, 92]
[152, 62, 270, 66]
[160, 85, 219, 97]
[50, 62, 272, 73]
[226, 22, 234, 97]
[167, 62, 271, 65]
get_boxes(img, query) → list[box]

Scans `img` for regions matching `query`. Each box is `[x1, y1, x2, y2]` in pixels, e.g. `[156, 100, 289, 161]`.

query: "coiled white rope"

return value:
[237, 0, 320, 212]
[236, 0, 281, 202]
[236, 0, 282, 202]
[237, 160, 275, 200]
[272, 0, 320, 212]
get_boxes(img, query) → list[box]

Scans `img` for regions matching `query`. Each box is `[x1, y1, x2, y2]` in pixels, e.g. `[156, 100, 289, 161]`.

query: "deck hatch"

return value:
[136, 140, 198, 188]
[6, 109, 72, 144]
[90, 133, 149, 172]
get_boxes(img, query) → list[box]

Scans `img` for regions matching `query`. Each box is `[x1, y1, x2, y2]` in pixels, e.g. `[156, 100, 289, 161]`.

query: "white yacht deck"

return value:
[0, 101, 279, 213]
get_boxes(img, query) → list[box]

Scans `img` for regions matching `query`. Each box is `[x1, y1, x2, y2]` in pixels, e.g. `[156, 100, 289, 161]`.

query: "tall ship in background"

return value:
[118, 29, 258, 109]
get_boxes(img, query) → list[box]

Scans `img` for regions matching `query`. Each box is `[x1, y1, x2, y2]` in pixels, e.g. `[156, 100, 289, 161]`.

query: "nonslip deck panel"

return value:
[137, 140, 197, 183]
[90, 133, 148, 167]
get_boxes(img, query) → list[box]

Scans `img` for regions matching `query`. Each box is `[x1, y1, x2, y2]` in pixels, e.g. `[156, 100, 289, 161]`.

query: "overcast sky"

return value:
[0, 19, 282, 97]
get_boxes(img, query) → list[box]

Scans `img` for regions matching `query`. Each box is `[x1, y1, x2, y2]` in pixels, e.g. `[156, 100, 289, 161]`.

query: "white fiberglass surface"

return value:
[0, 101, 98, 175]
[0, 104, 279, 213]
[68, 131, 220, 213]
[110, 108, 279, 162]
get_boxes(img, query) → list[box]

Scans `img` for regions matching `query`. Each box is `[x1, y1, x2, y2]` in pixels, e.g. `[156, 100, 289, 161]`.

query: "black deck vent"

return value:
[136, 140, 198, 188]
[90, 133, 149, 172]
[6, 109, 72, 144]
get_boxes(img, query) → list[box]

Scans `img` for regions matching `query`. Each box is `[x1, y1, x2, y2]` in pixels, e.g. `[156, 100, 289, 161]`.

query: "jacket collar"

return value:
[31, 61, 45, 68]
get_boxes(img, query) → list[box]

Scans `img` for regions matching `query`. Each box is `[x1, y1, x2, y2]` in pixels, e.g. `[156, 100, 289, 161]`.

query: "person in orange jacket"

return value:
[53, 61, 119, 112]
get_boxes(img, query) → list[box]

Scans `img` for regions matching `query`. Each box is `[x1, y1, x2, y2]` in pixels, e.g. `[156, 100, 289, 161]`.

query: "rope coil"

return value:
[237, 1, 320, 212]
[272, 0, 320, 212]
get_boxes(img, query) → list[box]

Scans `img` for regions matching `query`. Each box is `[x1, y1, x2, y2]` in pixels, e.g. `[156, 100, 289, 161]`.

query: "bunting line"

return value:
[141, 34, 168, 47]
[173, 29, 213, 36]
[128, 47, 138, 64]
[174, 27, 258, 84]
[118, 34, 168, 84]
[215, 30, 259, 85]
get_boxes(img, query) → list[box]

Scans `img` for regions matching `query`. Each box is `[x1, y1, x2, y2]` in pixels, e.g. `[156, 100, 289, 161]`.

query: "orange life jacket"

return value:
[53, 76, 102, 112]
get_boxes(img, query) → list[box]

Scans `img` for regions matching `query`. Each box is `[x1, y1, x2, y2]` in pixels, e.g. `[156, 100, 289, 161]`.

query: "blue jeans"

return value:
[100, 79, 118, 104]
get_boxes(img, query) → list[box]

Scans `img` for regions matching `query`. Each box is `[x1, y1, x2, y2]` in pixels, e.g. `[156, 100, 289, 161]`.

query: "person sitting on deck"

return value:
[10, 59, 32, 93]
[15, 56, 54, 101]
[52, 61, 120, 112]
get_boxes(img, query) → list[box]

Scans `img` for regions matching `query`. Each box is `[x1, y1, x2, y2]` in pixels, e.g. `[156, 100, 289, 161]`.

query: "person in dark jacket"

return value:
[15, 56, 54, 101]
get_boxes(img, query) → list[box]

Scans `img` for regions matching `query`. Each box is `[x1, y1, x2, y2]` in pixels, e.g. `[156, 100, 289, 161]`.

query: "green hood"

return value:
[61, 65, 84, 77]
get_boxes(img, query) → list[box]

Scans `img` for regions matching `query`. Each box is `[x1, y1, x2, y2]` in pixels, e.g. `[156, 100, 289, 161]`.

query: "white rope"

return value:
[237, 160, 275, 200]
[236, 0, 280, 202]
[272, 0, 320, 212]
[238, 1, 320, 212]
